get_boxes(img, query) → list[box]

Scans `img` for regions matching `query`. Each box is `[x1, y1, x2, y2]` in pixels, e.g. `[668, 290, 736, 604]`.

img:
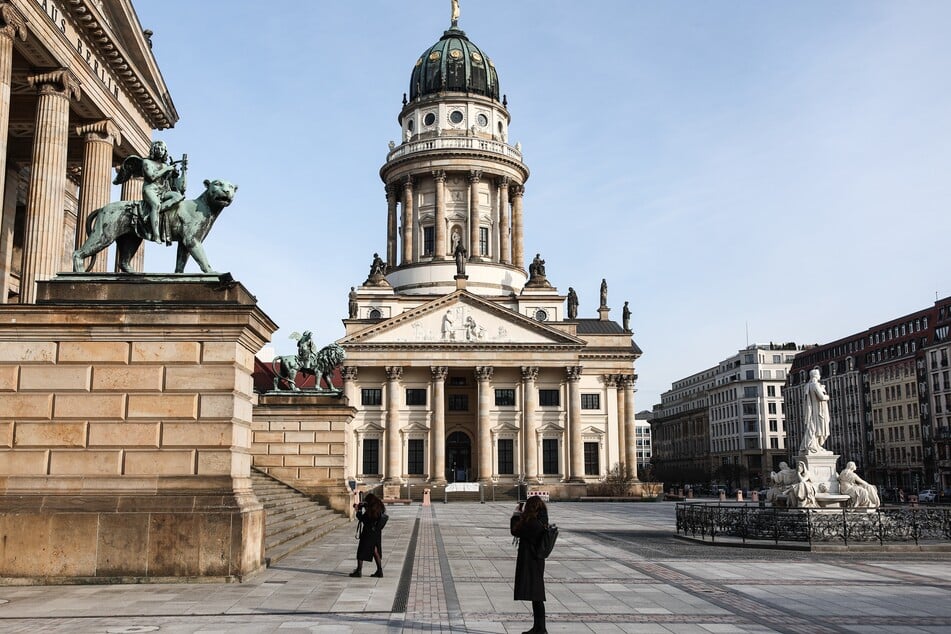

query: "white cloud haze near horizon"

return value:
[132, 0, 951, 408]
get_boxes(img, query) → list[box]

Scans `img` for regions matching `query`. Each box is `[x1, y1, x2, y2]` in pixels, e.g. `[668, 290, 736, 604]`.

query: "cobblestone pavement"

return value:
[0, 502, 949, 633]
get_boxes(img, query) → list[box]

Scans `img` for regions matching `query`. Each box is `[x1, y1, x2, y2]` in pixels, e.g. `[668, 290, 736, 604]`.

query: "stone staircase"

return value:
[251, 468, 349, 566]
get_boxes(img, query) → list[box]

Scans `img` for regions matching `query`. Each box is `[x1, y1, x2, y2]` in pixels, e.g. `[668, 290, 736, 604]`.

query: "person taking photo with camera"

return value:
[350, 493, 386, 578]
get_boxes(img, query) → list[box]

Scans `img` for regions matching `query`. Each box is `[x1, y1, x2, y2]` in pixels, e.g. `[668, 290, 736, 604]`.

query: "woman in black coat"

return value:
[510, 495, 549, 634]
[350, 493, 385, 577]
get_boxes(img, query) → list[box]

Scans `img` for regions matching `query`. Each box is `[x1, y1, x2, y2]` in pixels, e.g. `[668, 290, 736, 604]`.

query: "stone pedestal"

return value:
[0, 274, 277, 582]
[798, 452, 840, 495]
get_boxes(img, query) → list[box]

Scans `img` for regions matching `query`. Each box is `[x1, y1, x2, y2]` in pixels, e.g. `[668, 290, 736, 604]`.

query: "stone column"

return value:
[0, 3, 26, 302]
[20, 70, 80, 303]
[75, 120, 121, 272]
[433, 170, 447, 259]
[476, 365, 493, 482]
[498, 177, 510, 265]
[511, 184, 524, 269]
[118, 177, 144, 272]
[386, 183, 398, 268]
[431, 366, 448, 484]
[384, 366, 403, 483]
[521, 366, 539, 482]
[567, 366, 585, 482]
[468, 170, 482, 260]
[615, 374, 627, 469]
[621, 374, 638, 479]
[401, 177, 414, 265]
[341, 366, 359, 481]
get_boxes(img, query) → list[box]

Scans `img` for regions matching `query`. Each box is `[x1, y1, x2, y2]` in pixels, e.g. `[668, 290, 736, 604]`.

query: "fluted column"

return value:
[118, 176, 144, 272]
[511, 184, 524, 269]
[615, 374, 627, 469]
[385, 366, 403, 483]
[341, 366, 359, 480]
[468, 170, 482, 259]
[401, 177, 414, 265]
[498, 177, 510, 265]
[75, 120, 121, 272]
[21, 69, 80, 303]
[476, 366, 493, 482]
[622, 374, 638, 479]
[431, 366, 448, 484]
[386, 183, 398, 268]
[433, 170, 447, 259]
[0, 3, 27, 303]
[521, 366, 539, 482]
[567, 366, 585, 482]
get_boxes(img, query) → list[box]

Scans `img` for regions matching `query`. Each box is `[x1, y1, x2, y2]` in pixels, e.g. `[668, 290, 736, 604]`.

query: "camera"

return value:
[353, 502, 366, 510]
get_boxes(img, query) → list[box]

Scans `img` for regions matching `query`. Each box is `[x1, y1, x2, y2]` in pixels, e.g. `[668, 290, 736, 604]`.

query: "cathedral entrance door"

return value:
[446, 431, 471, 482]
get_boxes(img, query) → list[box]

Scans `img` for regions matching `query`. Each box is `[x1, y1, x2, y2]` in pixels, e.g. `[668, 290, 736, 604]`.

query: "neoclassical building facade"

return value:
[0, 0, 175, 303]
[338, 14, 642, 495]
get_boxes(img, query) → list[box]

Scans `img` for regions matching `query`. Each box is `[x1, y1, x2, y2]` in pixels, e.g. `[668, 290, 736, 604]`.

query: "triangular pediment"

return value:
[492, 421, 521, 433]
[340, 291, 584, 347]
[581, 426, 605, 437]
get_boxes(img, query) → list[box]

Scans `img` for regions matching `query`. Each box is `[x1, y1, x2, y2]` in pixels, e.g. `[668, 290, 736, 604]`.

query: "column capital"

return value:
[431, 366, 448, 381]
[521, 366, 538, 381]
[0, 2, 27, 41]
[468, 169, 482, 183]
[511, 184, 525, 198]
[341, 366, 359, 381]
[76, 119, 122, 146]
[601, 374, 618, 387]
[385, 182, 399, 198]
[496, 176, 510, 188]
[475, 366, 494, 381]
[432, 169, 446, 182]
[619, 374, 636, 389]
[566, 366, 583, 382]
[385, 366, 403, 381]
[402, 175, 414, 190]
[28, 69, 81, 101]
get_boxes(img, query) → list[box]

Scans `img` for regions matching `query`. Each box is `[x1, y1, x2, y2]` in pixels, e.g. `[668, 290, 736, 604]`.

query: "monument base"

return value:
[798, 452, 840, 495]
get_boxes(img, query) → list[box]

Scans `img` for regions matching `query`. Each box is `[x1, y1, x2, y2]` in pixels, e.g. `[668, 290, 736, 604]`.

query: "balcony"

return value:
[386, 136, 524, 164]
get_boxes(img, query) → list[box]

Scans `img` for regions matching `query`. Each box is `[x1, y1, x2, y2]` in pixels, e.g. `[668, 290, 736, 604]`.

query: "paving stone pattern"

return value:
[0, 502, 949, 633]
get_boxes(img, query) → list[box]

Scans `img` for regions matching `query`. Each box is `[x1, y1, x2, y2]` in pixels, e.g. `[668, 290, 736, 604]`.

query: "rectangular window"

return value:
[769, 419, 778, 432]
[745, 370, 755, 380]
[584, 442, 599, 475]
[745, 437, 758, 449]
[581, 394, 600, 410]
[497, 438, 514, 474]
[361, 388, 382, 406]
[542, 438, 559, 474]
[743, 386, 758, 398]
[767, 385, 776, 397]
[495, 388, 516, 406]
[362, 439, 379, 474]
[742, 403, 757, 416]
[448, 394, 469, 411]
[407, 439, 424, 474]
[744, 419, 758, 433]
[449, 376, 467, 386]
[768, 402, 777, 414]
[423, 226, 435, 256]
[539, 389, 560, 407]
[770, 437, 779, 449]
[479, 226, 489, 256]
[406, 388, 427, 406]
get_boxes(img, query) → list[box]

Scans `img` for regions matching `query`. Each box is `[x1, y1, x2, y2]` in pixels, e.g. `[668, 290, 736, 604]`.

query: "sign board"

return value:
[527, 489, 550, 503]
[383, 485, 401, 499]
[446, 482, 480, 492]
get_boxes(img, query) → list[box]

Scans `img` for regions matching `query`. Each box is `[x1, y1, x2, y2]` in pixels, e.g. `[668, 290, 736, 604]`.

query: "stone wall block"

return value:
[0, 450, 49, 474]
[269, 421, 302, 431]
[165, 366, 243, 392]
[253, 431, 285, 444]
[313, 455, 343, 468]
[266, 467, 299, 481]
[197, 451, 234, 476]
[0, 366, 18, 391]
[300, 420, 331, 432]
[199, 394, 252, 420]
[268, 444, 299, 455]
[92, 366, 163, 391]
[284, 431, 315, 444]
[59, 342, 129, 363]
[131, 342, 200, 364]
[252, 455, 284, 467]
[233, 508, 264, 574]
[200, 342, 239, 363]
[49, 450, 121, 475]
[330, 421, 348, 432]
[147, 513, 200, 576]
[0, 422, 12, 447]
[19, 366, 91, 391]
[300, 443, 330, 455]
[0, 513, 52, 575]
[124, 450, 195, 476]
[48, 514, 98, 576]
[162, 422, 234, 447]
[14, 422, 86, 447]
[0, 394, 52, 419]
[96, 513, 149, 576]
[284, 455, 315, 467]
[53, 394, 124, 419]
[88, 422, 160, 447]
[198, 513, 232, 576]
[0, 342, 55, 363]
[127, 394, 197, 419]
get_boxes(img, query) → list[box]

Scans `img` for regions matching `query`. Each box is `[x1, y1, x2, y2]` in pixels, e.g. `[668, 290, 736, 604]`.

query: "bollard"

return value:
[719, 491, 726, 502]
[687, 489, 694, 499]
[422, 488, 431, 506]
[735, 490, 744, 502]
[751, 490, 759, 502]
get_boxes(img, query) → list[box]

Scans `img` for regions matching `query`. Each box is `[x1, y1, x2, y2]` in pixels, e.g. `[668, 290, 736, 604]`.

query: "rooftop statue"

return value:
[800, 368, 831, 454]
[72, 141, 237, 273]
[600, 278, 608, 308]
[271, 331, 346, 393]
[567, 287, 578, 319]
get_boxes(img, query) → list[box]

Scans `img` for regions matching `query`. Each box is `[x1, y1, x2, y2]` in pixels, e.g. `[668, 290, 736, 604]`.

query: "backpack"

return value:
[532, 524, 559, 559]
[375, 512, 389, 531]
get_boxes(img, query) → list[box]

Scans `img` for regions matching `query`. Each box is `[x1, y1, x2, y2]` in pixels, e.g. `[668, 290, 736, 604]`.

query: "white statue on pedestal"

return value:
[837, 461, 881, 508]
[800, 368, 831, 454]
[786, 461, 817, 508]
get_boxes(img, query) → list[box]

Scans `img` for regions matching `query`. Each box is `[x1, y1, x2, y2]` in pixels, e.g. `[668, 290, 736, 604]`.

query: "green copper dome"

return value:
[410, 27, 500, 102]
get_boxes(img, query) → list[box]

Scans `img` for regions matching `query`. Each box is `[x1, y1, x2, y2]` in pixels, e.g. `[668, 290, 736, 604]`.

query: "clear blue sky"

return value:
[133, 1, 951, 409]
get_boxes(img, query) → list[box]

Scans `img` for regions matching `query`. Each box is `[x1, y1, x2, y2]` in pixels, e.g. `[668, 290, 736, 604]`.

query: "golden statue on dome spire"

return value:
[451, 0, 460, 27]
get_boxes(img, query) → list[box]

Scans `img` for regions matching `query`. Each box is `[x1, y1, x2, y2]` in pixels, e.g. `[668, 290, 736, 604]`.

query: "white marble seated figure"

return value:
[837, 461, 881, 508]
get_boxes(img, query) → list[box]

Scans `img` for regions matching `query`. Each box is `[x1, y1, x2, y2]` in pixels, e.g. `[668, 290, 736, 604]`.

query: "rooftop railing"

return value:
[386, 136, 523, 163]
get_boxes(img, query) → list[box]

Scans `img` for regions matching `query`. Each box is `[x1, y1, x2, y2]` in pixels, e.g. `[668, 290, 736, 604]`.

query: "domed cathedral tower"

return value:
[339, 3, 642, 499]
[381, 15, 528, 296]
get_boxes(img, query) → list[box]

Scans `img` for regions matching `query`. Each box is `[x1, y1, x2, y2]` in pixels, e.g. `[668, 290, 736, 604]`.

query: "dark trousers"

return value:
[532, 600, 545, 630]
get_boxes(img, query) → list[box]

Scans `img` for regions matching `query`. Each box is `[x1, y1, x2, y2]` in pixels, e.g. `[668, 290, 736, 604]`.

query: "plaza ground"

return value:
[1, 501, 949, 633]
